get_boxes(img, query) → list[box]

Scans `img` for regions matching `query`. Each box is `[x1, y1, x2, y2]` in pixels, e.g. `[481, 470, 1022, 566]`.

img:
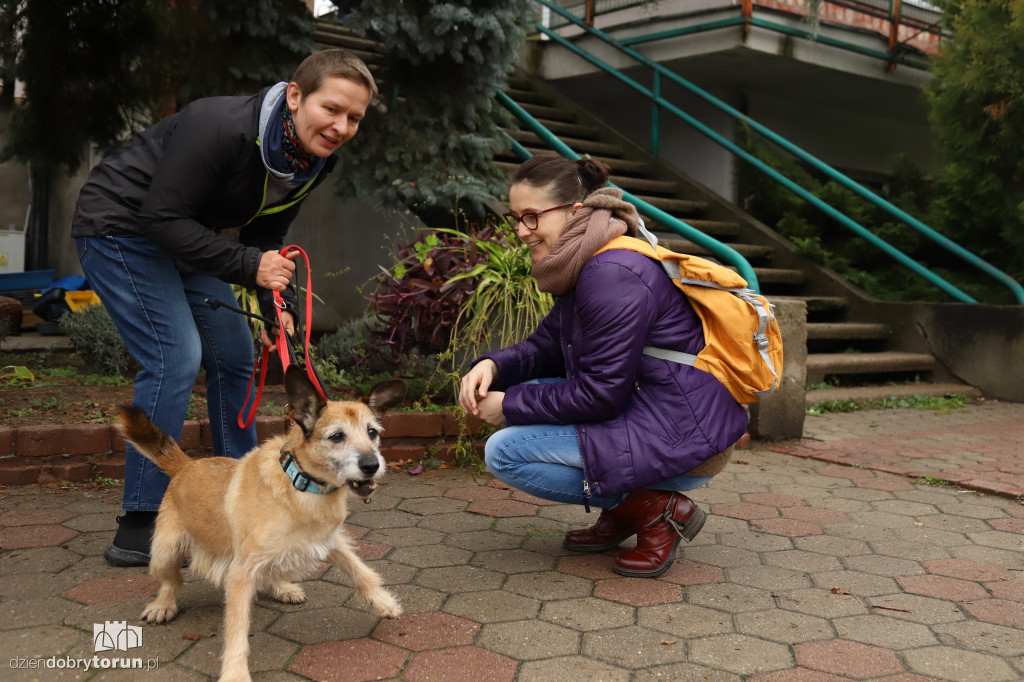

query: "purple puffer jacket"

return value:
[480, 248, 748, 500]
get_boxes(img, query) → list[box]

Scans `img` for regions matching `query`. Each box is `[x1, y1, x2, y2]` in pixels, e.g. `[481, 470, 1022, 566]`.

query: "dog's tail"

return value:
[116, 404, 191, 477]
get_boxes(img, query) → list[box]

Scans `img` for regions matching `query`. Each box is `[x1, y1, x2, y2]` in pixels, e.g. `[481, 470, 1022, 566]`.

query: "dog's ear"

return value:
[365, 379, 407, 417]
[285, 365, 327, 438]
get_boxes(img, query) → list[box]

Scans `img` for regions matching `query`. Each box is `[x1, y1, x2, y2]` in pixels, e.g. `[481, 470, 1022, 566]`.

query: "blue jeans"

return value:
[76, 235, 258, 511]
[483, 381, 714, 510]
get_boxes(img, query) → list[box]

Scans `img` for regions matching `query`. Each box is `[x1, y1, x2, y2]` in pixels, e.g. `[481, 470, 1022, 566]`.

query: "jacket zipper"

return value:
[579, 425, 592, 513]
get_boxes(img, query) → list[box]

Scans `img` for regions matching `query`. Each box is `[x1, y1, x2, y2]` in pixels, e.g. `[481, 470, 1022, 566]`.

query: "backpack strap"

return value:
[642, 346, 697, 366]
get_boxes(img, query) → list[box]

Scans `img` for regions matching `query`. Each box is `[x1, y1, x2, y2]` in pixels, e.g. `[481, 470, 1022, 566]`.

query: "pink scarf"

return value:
[532, 188, 640, 295]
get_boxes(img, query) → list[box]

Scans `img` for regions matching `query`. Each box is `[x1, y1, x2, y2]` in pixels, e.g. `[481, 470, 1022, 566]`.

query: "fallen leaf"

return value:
[182, 634, 202, 641]
[831, 587, 851, 595]
[661, 639, 677, 645]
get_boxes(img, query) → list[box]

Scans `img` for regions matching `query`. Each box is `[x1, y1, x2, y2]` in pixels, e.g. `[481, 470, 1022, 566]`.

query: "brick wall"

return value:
[0, 411, 487, 486]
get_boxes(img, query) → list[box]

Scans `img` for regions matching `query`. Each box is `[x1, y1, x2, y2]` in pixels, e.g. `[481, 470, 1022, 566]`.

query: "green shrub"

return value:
[58, 305, 132, 375]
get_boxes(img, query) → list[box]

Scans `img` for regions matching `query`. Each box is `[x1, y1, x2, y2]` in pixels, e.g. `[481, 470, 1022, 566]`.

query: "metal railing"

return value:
[529, 0, 1024, 304]
[547, 0, 947, 66]
[497, 91, 762, 290]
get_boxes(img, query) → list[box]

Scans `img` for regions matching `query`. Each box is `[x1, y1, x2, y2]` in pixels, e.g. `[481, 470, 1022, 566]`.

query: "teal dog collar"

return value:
[280, 450, 337, 495]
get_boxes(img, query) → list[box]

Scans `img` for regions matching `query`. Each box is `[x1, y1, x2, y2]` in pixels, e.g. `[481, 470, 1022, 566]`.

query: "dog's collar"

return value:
[280, 450, 338, 495]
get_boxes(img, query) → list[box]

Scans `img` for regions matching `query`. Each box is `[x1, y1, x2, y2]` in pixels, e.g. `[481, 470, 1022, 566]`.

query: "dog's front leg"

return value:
[219, 560, 257, 682]
[327, 533, 401, 618]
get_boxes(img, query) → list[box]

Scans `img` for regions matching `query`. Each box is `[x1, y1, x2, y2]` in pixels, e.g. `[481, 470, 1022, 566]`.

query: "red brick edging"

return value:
[0, 411, 486, 486]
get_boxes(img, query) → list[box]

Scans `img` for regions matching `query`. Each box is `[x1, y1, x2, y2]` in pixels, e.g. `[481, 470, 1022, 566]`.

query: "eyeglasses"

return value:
[502, 202, 574, 231]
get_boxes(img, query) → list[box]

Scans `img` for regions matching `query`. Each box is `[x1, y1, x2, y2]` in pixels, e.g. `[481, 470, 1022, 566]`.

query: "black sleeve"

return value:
[135, 106, 266, 288]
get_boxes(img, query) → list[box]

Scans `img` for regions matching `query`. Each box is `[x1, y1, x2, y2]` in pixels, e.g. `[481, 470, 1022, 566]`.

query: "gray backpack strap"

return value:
[642, 346, 697, 366]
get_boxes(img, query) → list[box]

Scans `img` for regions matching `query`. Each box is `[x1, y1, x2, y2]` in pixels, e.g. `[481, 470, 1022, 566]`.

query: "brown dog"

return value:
[116, 366, 405, 682]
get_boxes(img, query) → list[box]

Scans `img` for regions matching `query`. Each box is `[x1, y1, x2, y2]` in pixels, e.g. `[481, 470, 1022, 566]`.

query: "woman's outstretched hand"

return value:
[459, 359, 498, 416]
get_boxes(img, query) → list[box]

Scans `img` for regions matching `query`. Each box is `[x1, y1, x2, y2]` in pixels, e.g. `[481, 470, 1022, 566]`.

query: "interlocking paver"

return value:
[688, 633, 793, 675]
[593, 577, 682, 607]
[902, 645, 1019, 682]
[477, 618, 580, 659]
[540, 597, 634, 632]
[289, 638, 408, 682]
[414, 564, 505, 592]
[402, 645, 518, 682]
[502, 570, 592, 600]
[832, 613, 938, 649]
[897, 574, 989, 601]
[933, 621, 1024, 657]
[734, 609, 833, 644]
[2, 402, 1022, 680]
[581, 625, 691, 668]
[518, 655, 630, 682]
[794, 639, 904, 678]
[962, 597, 1024, 628]
[443, 590, 540, 623]
[372, 611, 478, 650]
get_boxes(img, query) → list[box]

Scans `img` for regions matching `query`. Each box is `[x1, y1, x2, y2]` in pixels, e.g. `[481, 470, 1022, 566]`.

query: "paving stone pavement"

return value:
[1, 401, 1022, 681]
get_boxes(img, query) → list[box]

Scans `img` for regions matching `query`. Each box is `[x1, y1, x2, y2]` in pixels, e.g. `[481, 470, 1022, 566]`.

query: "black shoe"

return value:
[104, 512, 156, 567]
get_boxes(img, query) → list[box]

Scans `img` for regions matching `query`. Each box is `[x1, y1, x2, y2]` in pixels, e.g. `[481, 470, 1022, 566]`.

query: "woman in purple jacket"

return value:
[459, 154, 748, 577]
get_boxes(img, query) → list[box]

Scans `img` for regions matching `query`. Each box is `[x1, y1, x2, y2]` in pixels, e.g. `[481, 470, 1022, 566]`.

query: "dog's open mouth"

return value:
[348, 480, 376, 497]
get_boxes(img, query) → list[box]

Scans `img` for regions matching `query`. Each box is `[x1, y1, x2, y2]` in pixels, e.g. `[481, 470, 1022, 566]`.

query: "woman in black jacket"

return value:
[70, 49, 376, 567]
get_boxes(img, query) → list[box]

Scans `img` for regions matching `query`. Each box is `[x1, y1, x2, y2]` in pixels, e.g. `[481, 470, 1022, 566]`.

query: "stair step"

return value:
[504, 129, 624, 157]
[505, 88, 554, 106]
[807, 322, 890, 340]
[650, 220, 740, 240]
[805, 382, 982, 406]
[770, 295, 849, 313]
[519, 119, 601, 140]
[609, 175, 679, 195]
[660, 238, 774, 261]
[314, 25, 386, 53]
[519, 102, 577, 123]
[751, 267, 805, 285]
[634, 195, 709, 215]
[806, 351, 936, 378]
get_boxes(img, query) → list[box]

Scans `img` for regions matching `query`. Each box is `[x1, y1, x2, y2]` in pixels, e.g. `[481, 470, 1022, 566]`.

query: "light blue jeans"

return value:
[76, 234, 258, 511]
[484, 380, 713, 510]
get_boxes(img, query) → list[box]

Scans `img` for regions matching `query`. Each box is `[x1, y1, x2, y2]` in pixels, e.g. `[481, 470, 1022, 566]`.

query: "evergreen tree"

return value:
[1, 0, 313, 171]
[925, 0, 1024, 282]
[335, 0, 535, 223]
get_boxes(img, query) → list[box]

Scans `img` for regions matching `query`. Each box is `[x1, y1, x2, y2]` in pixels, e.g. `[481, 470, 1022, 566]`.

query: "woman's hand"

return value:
[260, 311, 294, 351]
[459, 359, 498, 415]
[257, 250, 299, 291]
[476, 391, 506, 426]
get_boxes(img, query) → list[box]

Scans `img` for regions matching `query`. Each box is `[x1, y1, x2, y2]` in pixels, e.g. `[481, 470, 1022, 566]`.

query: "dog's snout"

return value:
[358, 456, 380, 478]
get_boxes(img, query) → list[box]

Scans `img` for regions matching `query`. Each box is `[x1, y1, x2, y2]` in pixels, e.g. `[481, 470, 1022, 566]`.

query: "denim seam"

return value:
[107, 236, 166, 513]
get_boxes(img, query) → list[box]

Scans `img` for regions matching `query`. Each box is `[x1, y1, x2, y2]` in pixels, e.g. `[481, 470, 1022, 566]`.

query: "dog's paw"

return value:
[140, 602, 178, 623]
[270, 582, 306, 604]
[366, 589, 402, 619]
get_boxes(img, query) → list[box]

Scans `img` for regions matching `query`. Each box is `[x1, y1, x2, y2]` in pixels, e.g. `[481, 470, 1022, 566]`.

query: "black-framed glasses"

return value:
[502, 202, 574, 231]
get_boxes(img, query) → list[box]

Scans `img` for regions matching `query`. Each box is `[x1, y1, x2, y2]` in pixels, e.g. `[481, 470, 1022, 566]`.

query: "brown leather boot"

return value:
[563, 509, 636, 552]
[610, 490, 706, 578]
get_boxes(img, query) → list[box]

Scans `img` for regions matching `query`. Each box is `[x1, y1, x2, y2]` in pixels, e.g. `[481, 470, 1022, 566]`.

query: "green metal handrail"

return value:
[534, 0, 1024, 304]
[618, 16, 909, 65]
[497, 91, 761, 290]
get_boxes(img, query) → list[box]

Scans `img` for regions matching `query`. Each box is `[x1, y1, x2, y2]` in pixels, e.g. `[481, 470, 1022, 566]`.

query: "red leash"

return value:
[238, 245, 329, 429]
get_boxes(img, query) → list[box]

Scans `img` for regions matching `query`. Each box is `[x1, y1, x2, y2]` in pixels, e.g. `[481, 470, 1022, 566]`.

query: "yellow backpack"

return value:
[596, 234, 784, 404]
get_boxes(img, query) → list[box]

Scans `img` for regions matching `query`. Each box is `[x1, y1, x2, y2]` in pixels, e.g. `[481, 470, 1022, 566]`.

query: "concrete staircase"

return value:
[497, 74, 981, 405]
[314, 22, 982, 406]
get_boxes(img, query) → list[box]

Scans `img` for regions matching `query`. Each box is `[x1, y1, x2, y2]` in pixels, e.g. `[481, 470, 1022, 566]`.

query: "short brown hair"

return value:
[291, 48, 378, 99]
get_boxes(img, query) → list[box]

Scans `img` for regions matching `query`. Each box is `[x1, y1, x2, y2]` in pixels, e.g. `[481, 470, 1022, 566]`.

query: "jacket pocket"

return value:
[633, 382, 682, 446]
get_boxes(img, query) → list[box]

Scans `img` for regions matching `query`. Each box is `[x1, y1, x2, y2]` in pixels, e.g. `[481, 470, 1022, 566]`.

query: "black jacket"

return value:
[71, 86, 336, 295]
